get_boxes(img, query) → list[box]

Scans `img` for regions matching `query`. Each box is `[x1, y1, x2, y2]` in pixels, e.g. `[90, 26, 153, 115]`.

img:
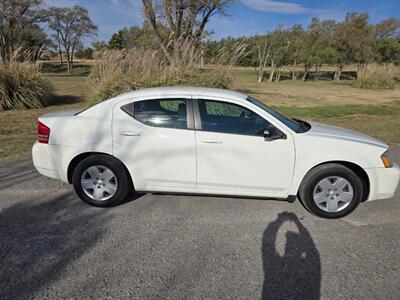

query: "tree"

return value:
[16, 23, 50, 62]
[203, 40, 220, 63]
[107, 25, 159, 50]
[267, 27, 291, 82]
[255, 34, 271, 82]
[375, 38, 400, 64]
[124, 26, 155, 49]
[374, 17, 400, 40]
[0, 0, 45, 63]
[304, 18, 337, 81]
[373, 17, 400, 66]
[335, 13, 374, 79]
[288, 25, 304, 80]
[108, 29, 126, 49]
[142, 0, 232, 68]
[48, 5, 97, 74]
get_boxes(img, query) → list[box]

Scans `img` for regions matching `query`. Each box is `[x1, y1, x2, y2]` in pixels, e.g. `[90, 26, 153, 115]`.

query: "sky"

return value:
[44, 0, 400, 45]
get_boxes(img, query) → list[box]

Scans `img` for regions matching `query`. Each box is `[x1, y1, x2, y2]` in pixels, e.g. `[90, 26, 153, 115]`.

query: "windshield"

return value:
[246, 96, 308, 133]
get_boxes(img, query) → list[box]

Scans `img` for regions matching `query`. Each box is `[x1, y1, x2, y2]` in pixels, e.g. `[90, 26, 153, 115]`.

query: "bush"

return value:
[352, 78, 395, 89]
[91, 49, 235, 102]
[352, 63, 398, 90]
[0, 62, 53, 110]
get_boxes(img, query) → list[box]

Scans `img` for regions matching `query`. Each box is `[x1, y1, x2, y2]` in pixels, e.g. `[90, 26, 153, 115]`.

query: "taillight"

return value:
[38, 121, 50, 144]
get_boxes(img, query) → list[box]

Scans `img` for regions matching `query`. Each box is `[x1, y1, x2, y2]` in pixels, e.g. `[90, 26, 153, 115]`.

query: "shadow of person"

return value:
[261, 212, 321, 300]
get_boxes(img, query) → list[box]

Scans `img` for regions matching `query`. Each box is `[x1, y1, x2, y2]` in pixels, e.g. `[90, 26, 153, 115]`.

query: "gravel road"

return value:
[1, 148, 399, 299]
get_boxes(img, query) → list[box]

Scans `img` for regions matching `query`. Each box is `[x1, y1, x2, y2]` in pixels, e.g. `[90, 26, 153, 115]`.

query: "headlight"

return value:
[381, 149, 394, 168]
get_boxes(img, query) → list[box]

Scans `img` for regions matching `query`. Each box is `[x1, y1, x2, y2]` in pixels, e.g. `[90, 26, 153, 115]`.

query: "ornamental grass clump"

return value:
[353, 63, 398, 90]
[91, 42, 247, 102]
[0, 60, 53, 110]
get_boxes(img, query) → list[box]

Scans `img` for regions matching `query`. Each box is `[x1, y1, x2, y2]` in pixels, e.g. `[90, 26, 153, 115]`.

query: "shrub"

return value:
[0, 61, 53, 110]
[91, 48, 241, 102]
[352, 63, 398, 90]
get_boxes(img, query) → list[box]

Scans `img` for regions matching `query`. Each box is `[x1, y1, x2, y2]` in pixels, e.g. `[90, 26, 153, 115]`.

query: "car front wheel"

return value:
[299, 163, 363, 218]
[72, 155, 131, 207]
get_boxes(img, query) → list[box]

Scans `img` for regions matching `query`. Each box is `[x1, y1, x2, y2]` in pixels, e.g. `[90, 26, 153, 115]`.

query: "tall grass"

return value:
[91, 44, 247, 102]
[352, 63, 398, 90]
[0, 49, 53, 110]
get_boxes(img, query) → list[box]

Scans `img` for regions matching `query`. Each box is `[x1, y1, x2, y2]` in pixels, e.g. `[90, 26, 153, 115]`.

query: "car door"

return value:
[194, 99, 295, 198]
[113, 96, 196, 192]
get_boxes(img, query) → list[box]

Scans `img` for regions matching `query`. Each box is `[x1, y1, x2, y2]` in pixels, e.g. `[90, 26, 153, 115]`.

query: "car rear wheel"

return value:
[299, 163, 363, 218]
[72, 155, 131, 207]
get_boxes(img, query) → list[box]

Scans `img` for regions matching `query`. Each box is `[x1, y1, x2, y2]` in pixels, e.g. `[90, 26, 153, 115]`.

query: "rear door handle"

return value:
[120, 131, 141, 136]
[201, 139, 223, 144]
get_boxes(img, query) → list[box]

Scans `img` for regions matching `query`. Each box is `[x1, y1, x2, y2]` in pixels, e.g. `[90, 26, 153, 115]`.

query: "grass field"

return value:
[0, 63, 399, 161]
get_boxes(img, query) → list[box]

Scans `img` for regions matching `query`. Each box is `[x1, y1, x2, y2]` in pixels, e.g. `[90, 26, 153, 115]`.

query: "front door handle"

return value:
[120, 131, 141, 136]
[201, 139, 223, 144]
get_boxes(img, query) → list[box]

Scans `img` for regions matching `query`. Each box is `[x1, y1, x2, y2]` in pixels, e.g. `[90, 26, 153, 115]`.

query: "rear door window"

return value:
[122, 99, 188, 129]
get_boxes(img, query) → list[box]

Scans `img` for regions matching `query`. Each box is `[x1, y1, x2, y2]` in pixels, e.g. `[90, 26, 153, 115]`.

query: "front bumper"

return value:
[366, 162, 400, 201]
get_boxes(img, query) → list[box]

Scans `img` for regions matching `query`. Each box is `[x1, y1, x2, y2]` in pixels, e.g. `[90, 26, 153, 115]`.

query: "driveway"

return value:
[1, 148, 399, 299]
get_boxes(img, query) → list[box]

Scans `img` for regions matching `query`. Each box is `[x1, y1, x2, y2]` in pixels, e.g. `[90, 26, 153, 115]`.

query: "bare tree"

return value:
[48, 5, 97, 74]
[142, 0, 232, 68]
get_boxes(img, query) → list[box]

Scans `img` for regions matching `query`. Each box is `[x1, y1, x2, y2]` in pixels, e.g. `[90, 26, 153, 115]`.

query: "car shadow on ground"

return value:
[261, 212, 321, 300]
[0, 192, 108, 300]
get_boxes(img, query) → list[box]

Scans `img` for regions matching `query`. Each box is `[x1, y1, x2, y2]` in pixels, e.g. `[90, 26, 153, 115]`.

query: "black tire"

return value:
[299, 163, 363, 219]
[72, 154, 132, 207]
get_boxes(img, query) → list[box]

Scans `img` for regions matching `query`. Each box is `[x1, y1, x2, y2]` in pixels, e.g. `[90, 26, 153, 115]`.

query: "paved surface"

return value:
[1, 148, 400, 299]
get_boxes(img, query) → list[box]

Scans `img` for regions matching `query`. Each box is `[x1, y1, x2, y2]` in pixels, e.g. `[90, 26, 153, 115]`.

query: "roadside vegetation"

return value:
[1, 0, 400, 161]
[1, 63, 399, 162]
[352, 63, 398, 89]
[91, 49, 234, 102]
[203, 13, 400, 89]
[0, 58, 53, 110]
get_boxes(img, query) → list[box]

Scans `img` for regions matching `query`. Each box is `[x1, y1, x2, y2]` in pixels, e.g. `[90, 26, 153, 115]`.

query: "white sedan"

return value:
[32, 87, 400, 218]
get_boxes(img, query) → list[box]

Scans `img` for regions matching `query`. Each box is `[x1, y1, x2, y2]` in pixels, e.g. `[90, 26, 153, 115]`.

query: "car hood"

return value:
[306, 121, 387, 148]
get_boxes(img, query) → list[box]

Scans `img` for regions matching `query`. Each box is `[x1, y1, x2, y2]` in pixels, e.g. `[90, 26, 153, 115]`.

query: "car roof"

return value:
[115, 86, 248, 102]
[79, 87, 250, 118]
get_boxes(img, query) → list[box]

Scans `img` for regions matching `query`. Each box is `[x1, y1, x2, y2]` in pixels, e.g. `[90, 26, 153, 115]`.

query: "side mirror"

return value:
[263, 128, 286, 141]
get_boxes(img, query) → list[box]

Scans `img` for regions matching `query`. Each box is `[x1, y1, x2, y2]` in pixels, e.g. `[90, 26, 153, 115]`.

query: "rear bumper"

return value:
[366, 163, 400, 201]
[32, 142, 74, 183]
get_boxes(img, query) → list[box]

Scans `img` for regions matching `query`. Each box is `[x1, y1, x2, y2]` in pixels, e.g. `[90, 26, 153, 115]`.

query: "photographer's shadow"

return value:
[261, 212, 321, 300]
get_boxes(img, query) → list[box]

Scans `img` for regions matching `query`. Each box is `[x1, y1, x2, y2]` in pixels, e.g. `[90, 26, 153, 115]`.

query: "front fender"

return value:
[288, 136, 385, 196]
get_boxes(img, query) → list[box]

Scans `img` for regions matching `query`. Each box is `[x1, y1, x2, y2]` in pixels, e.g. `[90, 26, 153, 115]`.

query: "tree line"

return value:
[2, 1, 399, 81]
[106, 11, 400, 82]
[214, 13, 400, 82]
